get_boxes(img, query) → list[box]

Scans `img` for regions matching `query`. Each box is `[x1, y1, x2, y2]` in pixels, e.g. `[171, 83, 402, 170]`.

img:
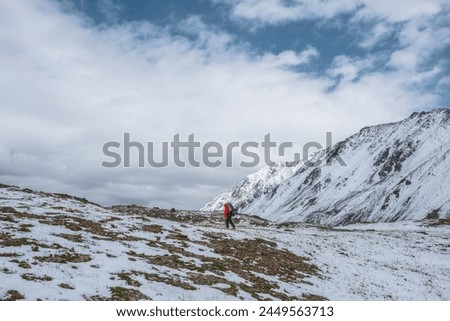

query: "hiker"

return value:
[224, 202, 236, 229]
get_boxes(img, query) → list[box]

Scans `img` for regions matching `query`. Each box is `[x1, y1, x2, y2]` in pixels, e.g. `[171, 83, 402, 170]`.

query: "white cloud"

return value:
[387, 18, 450, 75]
[259, 46, 319, 67]
[224, 0, 359, 24]
[437, 76, 450, 87]
[221, 0, 449, 24]
[220, 0, 450, 93]
[328, 55, 374, 83]
[296, 46, 320, 64]
[0, 0, 442, 208]
[389, 50, 418, 71]
[356, 0, 445, 22]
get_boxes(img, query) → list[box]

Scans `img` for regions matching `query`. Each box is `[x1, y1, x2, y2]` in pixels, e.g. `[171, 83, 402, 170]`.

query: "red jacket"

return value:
[223, 203, 230, 219]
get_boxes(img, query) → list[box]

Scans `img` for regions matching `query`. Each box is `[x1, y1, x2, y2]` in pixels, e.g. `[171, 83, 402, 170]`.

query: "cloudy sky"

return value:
[1, 0, 449, 209]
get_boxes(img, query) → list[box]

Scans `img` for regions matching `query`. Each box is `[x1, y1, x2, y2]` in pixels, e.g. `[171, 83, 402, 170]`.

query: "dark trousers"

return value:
[225, 215, 235, 229]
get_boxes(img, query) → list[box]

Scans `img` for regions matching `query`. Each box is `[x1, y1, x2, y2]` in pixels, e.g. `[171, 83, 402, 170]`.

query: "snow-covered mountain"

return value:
[202, 109, 450, 226]
[202, 162, 298, 212]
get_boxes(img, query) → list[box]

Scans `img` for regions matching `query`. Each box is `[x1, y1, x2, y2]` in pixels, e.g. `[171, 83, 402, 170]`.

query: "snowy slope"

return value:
[203, 109, 450, 225]
[1, 183, 450, 300]
[0, 183, 323, 301]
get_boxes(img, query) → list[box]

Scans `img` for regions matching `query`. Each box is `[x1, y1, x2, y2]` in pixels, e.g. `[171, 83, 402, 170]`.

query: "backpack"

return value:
[227, 203, 236, 216]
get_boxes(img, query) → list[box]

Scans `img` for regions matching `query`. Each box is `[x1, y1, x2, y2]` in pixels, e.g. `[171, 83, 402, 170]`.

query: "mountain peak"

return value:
[203, 108, 450, 225]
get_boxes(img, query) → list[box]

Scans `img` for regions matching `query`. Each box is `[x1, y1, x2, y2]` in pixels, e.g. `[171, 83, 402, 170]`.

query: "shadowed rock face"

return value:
[203, 109, 450, 226]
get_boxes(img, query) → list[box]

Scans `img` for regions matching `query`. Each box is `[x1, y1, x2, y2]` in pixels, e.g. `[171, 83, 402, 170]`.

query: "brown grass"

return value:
[21, 273, 53, 282]
[1, 290, 24, 301]
[109, 287, 150, 301]
[35, 252, 92, 264]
